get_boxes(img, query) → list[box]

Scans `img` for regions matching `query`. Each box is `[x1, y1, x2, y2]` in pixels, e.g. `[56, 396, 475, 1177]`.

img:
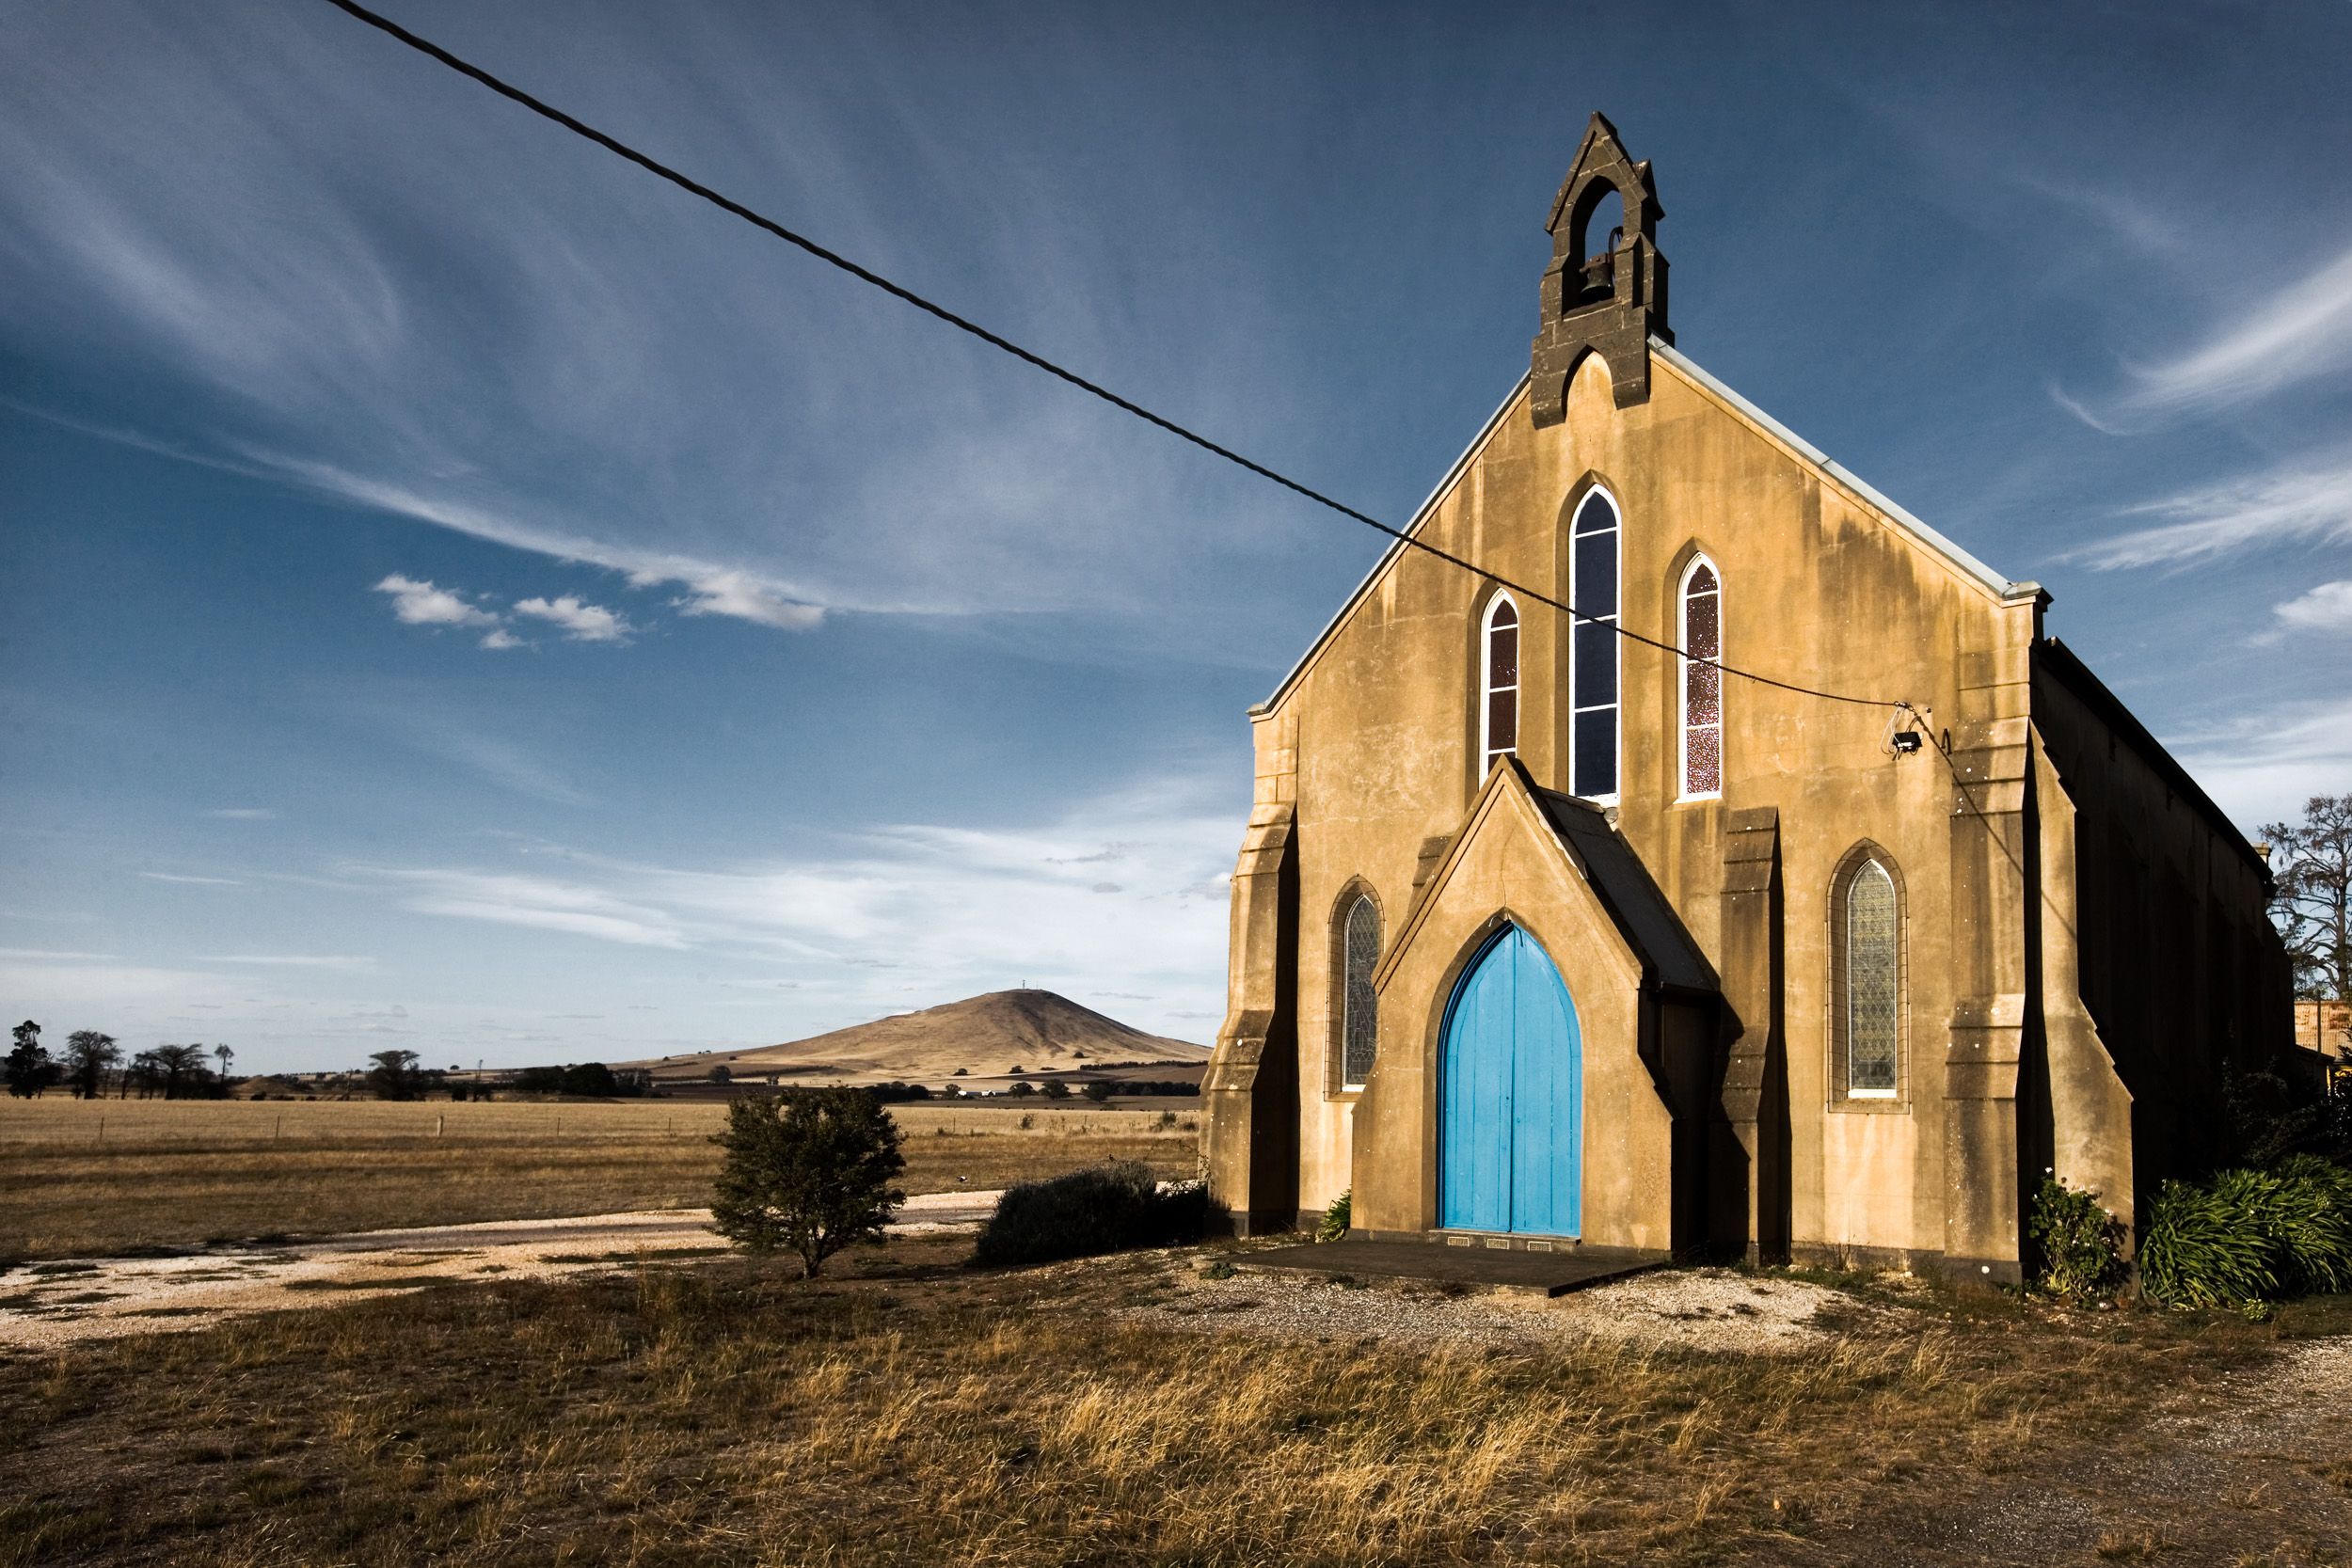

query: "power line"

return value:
[318, 0, 1912, 714]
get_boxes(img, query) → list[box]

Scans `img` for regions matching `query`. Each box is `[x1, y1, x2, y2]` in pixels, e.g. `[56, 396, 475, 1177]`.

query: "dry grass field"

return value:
[0, 1099, 1198, 1260]
[1, 1239, 2347, 1567]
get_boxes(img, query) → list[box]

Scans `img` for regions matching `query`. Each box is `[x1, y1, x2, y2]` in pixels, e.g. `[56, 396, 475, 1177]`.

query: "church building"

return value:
[1201, 114, 2292, 1280]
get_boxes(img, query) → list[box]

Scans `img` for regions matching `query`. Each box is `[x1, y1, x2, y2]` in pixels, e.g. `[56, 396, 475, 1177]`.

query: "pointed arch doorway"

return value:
[1439, 924, 1583, 1236]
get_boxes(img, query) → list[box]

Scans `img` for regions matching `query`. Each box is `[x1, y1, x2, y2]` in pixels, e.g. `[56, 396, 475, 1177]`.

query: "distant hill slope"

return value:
[623, 990, 1211, 1085]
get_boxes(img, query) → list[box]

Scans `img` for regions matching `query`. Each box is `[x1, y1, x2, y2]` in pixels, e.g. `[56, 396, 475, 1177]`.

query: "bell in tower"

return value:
[1531, 112, 1671, 425]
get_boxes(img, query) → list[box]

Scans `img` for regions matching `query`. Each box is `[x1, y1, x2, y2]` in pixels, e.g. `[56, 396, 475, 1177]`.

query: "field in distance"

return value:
[0, 1099, 1198, 1261]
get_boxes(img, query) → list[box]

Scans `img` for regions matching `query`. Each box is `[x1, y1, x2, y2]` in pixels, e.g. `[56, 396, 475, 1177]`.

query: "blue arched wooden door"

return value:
[1438, 924, 1582, 1236]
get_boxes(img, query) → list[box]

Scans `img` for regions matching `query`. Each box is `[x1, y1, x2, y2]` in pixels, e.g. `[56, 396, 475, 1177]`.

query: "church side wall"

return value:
[2029, 656, 2289, 1206]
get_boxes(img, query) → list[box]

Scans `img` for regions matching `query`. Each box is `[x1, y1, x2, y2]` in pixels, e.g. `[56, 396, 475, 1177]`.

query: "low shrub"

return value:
[972, 1160, 1218, 1267]
[2265, 1154, 2352, 1294]
[2026, 1175, 2124, 1296]
[1316, 1188, 1352, 1243]
[2138, 1156, 2352, 1308]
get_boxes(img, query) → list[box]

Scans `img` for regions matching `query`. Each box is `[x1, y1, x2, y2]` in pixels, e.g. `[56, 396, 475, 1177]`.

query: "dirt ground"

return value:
[0, 1192, 998, 1349]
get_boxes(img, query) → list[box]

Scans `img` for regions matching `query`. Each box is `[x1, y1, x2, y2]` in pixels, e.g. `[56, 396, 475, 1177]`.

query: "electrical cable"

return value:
[319, 0, 1915, 715]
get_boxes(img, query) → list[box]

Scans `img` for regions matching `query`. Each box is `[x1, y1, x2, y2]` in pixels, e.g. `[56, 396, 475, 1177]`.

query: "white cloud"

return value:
[2169, 694, 2352, 832]
[198, 954, 376, 970]
[343, 779, 1244, 1041]
[374, 573, 500, 628]
[2129, 245, 2352, 411]
[479, 627, 525, 650]
[2273, 579, 2352, 635]
[514, 594, 631, 642]
[383, 869, 691, 949]
[311, 467, 824, 634]
[141, 871, 241, 885]
[206, 807, 276, 819]
[2069, 455, 2352, 568]
[0, 948, 119, 960]
[671, 570, 825, 631]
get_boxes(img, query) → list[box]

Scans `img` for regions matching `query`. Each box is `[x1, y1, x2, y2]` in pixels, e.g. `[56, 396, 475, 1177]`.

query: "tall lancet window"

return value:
[1845, 860, 1899, 1097]
[1569, 489, 1620, 799]
[1482, 595, 1519, 775]
[1680, 558, 1723, 799]
[1341, 895, 1380, 1089]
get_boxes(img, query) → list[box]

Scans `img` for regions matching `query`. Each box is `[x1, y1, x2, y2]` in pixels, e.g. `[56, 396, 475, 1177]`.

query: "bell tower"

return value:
[1531, 112, 1671, 425]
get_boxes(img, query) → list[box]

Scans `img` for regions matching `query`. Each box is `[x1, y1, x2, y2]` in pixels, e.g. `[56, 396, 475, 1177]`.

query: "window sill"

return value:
[1828, 1094, 1909, 1115]
[1672, 792, 1722, 806]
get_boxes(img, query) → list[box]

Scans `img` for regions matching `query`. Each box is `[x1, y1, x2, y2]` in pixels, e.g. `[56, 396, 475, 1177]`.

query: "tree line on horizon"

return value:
[5, 1022, 236, 1100]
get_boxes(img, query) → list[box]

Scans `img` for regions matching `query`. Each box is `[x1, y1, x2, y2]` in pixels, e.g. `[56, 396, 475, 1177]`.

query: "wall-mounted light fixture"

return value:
[1891, 732, 1924, 754]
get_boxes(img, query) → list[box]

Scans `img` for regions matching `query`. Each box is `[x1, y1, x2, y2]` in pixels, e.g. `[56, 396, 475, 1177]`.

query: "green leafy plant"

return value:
[2263, 1154, 2352, 1294]
[2026, 1175, 2124, 1296]
[709, 1088, 905, 1278]
[2138, 1157, 2352, 1308]
[2139, 1176, 2279, 1308]
[1316, 1188, 1352, 1243]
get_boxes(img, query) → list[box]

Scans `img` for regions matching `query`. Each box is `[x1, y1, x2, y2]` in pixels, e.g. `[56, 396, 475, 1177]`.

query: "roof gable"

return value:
[1255, 342, 2039, 717]
[1374, 757, 1717, 998]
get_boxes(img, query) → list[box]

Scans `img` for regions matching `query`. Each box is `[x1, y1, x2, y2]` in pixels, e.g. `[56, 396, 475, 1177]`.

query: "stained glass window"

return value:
[1569, 491, 1619, 799]
[1342, 895, 1380, 1088]
[1682, 560, 1722, 798]
[1847, 860, 1899, 1096]
[1483, 597, 1518, 774]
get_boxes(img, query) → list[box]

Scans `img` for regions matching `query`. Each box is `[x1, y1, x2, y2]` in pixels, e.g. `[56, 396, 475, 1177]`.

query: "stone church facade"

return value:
[1201, 115, 2291, 1280]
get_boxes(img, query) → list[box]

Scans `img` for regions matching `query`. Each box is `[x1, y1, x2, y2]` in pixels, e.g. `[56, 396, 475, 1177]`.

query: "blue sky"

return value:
[4, 0, 2348, 1072]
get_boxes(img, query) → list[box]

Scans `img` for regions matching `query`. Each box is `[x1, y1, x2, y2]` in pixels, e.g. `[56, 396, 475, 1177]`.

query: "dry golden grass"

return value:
[0, 1099, 1197, 1259]
[0, 1242, 2336, 1567]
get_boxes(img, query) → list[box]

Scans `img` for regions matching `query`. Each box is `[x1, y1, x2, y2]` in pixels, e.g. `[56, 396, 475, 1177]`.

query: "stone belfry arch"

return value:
[1532, 112, 1672, 424]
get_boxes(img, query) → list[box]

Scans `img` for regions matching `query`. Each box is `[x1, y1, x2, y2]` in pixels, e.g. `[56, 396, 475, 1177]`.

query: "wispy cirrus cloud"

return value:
[345, 779, 1240, 1039]
[384, 868, 691, 950]
[141, 871, 242, 886]
[2125, 245, 2352, 412]
[198, 954, 376, 970]
[2066, 454, 2352, 568]
[2169, 694, 2352, 832]
[205, 807, 276, 820]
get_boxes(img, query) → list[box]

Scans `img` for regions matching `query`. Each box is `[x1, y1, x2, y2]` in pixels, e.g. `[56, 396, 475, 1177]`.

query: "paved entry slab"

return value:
[1232, 1239, 1665, 1298]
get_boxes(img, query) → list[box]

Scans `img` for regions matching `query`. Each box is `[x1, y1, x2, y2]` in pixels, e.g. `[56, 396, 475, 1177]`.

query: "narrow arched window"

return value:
[1680, 558, 1723, 799]
[1342, 895, 1380, 1089]
[1481, 595, 1518, 775]
[1844, 860, 1899, 1097]
[1569, 490, 1620, 800]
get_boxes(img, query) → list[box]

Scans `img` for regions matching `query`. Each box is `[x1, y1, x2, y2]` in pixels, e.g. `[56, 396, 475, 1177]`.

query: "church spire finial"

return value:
[1531, 112, 1671, 425]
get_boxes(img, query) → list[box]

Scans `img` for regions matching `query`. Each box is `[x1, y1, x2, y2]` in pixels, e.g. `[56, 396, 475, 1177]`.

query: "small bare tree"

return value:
[2263, 794, 2352, 1000]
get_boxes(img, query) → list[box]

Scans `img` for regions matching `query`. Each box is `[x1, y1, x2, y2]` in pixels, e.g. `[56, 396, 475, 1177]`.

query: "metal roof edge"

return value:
[1252, 372, 1534, 717]
[1648, 340, 2024, 602]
